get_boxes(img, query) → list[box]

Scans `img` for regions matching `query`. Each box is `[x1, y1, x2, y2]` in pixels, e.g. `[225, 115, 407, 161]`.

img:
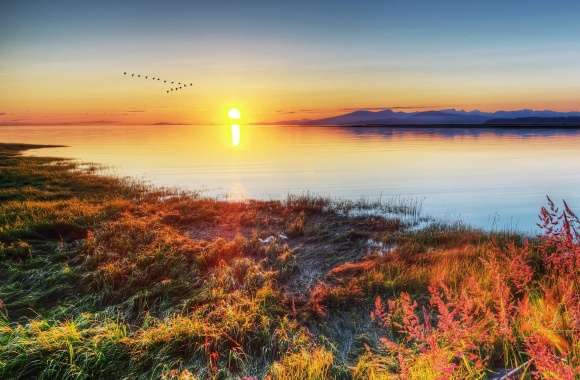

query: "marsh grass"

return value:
[0, 143, 576, 379]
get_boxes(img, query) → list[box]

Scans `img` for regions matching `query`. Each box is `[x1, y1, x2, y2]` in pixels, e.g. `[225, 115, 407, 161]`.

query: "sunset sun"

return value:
[228, 108, 241, 120]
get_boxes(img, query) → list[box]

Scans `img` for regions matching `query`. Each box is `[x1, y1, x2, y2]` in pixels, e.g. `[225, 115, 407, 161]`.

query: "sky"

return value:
[2, 0, 580, 125]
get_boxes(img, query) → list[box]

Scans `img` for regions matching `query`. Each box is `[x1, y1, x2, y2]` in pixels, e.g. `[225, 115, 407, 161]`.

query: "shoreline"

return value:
[3, 123, 580, 129]
[273, 123, 580, 129]
[0, 143, 577, 379]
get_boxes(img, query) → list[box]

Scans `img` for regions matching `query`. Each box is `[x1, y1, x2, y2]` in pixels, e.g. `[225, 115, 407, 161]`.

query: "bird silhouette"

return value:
[122, 71, 193, 95]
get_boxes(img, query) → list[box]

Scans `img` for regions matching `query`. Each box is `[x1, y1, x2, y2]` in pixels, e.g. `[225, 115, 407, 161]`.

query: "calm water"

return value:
[1, 124, 579, 232]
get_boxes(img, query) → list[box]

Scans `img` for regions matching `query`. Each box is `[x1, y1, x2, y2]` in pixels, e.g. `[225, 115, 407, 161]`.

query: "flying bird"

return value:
[121, 71, 192, 94]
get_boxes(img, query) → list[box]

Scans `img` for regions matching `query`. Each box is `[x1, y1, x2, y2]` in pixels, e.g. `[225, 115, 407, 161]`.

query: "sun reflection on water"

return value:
[231, 124, 240, 146]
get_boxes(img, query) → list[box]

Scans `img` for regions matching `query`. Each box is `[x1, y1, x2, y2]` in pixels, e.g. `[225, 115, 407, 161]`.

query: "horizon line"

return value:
[4, 106, 580, 126]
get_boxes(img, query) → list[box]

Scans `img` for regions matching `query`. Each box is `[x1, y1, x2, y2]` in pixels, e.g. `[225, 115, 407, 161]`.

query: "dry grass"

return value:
[269, 348, 335, 379]
[0, 143, 577, 379]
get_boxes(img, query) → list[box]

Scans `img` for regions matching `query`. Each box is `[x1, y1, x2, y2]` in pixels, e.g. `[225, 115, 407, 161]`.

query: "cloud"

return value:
[340, 105, 449, 111]
[0, 119, 23, 125]
[96, 110, 147, 116]
[275, 108, 318, 114]
[0, 112, 6, 116]
[276, 106, 450, 116]
[391, 105, 450, 110]
[0, 119, 119, 126]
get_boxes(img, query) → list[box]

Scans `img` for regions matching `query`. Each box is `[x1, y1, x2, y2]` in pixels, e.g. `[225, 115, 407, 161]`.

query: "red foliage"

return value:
[538, 196, 580, 278]
[371, 198, 580, 378]
[526, 336, 576, 380]
[309, 282, 330, 317]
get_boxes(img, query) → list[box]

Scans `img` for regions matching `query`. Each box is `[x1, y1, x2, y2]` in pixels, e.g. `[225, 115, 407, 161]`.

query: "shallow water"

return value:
[1, 124, 579, 232]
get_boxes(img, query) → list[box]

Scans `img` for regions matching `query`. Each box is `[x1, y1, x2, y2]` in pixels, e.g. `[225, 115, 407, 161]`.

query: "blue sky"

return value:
[3, 0, 580, 124]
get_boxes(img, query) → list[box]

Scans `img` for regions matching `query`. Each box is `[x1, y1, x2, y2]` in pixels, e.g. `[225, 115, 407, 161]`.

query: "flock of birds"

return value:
[122, 72, 193, 94]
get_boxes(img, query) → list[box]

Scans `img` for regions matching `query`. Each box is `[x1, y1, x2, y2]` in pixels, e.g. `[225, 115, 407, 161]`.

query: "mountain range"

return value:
[273, 109, 580, 126]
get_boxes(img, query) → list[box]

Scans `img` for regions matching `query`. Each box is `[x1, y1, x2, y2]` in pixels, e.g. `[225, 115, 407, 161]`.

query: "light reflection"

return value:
[2, 125, 580, 231]
[228, 182, 248, 200]
[231, 124, 240, 146]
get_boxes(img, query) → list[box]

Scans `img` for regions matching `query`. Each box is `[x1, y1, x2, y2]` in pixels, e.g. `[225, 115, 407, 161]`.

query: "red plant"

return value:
[526, 336, 576, 380]
[203, 337, 221, 375]
[371, 199, 579, 378]
[372, 282, 494, 377]
[538, 197, 579, 243]
[538, 197, 580, 276]
[309, 282, 330, 317]
[209, 351, 219, 374]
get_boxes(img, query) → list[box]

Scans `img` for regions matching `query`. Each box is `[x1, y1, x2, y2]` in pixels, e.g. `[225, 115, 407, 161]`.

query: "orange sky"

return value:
[3, 67, 580, 126]
[3, 2, 580, 125]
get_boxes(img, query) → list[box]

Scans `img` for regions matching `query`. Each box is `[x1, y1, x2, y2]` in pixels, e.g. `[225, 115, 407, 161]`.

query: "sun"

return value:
[228, 108, 241, 120]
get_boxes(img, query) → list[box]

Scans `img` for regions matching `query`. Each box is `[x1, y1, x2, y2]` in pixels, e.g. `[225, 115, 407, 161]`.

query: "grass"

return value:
[0, 143, 577, 379]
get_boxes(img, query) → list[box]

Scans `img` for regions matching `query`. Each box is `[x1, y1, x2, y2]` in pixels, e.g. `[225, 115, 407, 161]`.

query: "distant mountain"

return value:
[485, 116, 580, 126]
[296, 109, 400, 125]
[274, 108, 580, 126]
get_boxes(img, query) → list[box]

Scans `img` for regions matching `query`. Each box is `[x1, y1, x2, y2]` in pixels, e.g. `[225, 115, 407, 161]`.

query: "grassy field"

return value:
[0, 143, 577, 379]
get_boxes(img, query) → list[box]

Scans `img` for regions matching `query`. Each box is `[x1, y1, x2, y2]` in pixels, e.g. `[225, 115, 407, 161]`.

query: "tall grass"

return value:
[366, 198, 579, 379]
[1, 143, 577, 379]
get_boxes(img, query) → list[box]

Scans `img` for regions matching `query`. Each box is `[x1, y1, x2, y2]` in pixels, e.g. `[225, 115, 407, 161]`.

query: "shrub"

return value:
[286, 213, 306, 238]
[369, 199, 580, 379]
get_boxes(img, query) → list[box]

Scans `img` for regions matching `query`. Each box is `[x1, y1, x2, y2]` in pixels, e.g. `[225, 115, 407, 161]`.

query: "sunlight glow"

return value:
[231, 124, 240, 146]
[228, 108, 241, 120]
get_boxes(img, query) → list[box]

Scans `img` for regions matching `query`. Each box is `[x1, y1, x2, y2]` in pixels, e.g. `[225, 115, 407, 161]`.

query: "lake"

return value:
[1, 124, 579, 232]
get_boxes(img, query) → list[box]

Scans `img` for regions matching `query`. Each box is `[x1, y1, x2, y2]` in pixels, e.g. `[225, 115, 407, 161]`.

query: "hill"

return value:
[274, 108, 580, 126]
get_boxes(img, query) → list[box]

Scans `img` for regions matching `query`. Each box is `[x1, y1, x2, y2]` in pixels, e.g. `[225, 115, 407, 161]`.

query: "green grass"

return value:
[0, 143, 576, 379]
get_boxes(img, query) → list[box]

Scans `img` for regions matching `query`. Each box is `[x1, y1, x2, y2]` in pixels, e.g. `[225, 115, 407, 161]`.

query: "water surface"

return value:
[1, 124, 579, 232]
